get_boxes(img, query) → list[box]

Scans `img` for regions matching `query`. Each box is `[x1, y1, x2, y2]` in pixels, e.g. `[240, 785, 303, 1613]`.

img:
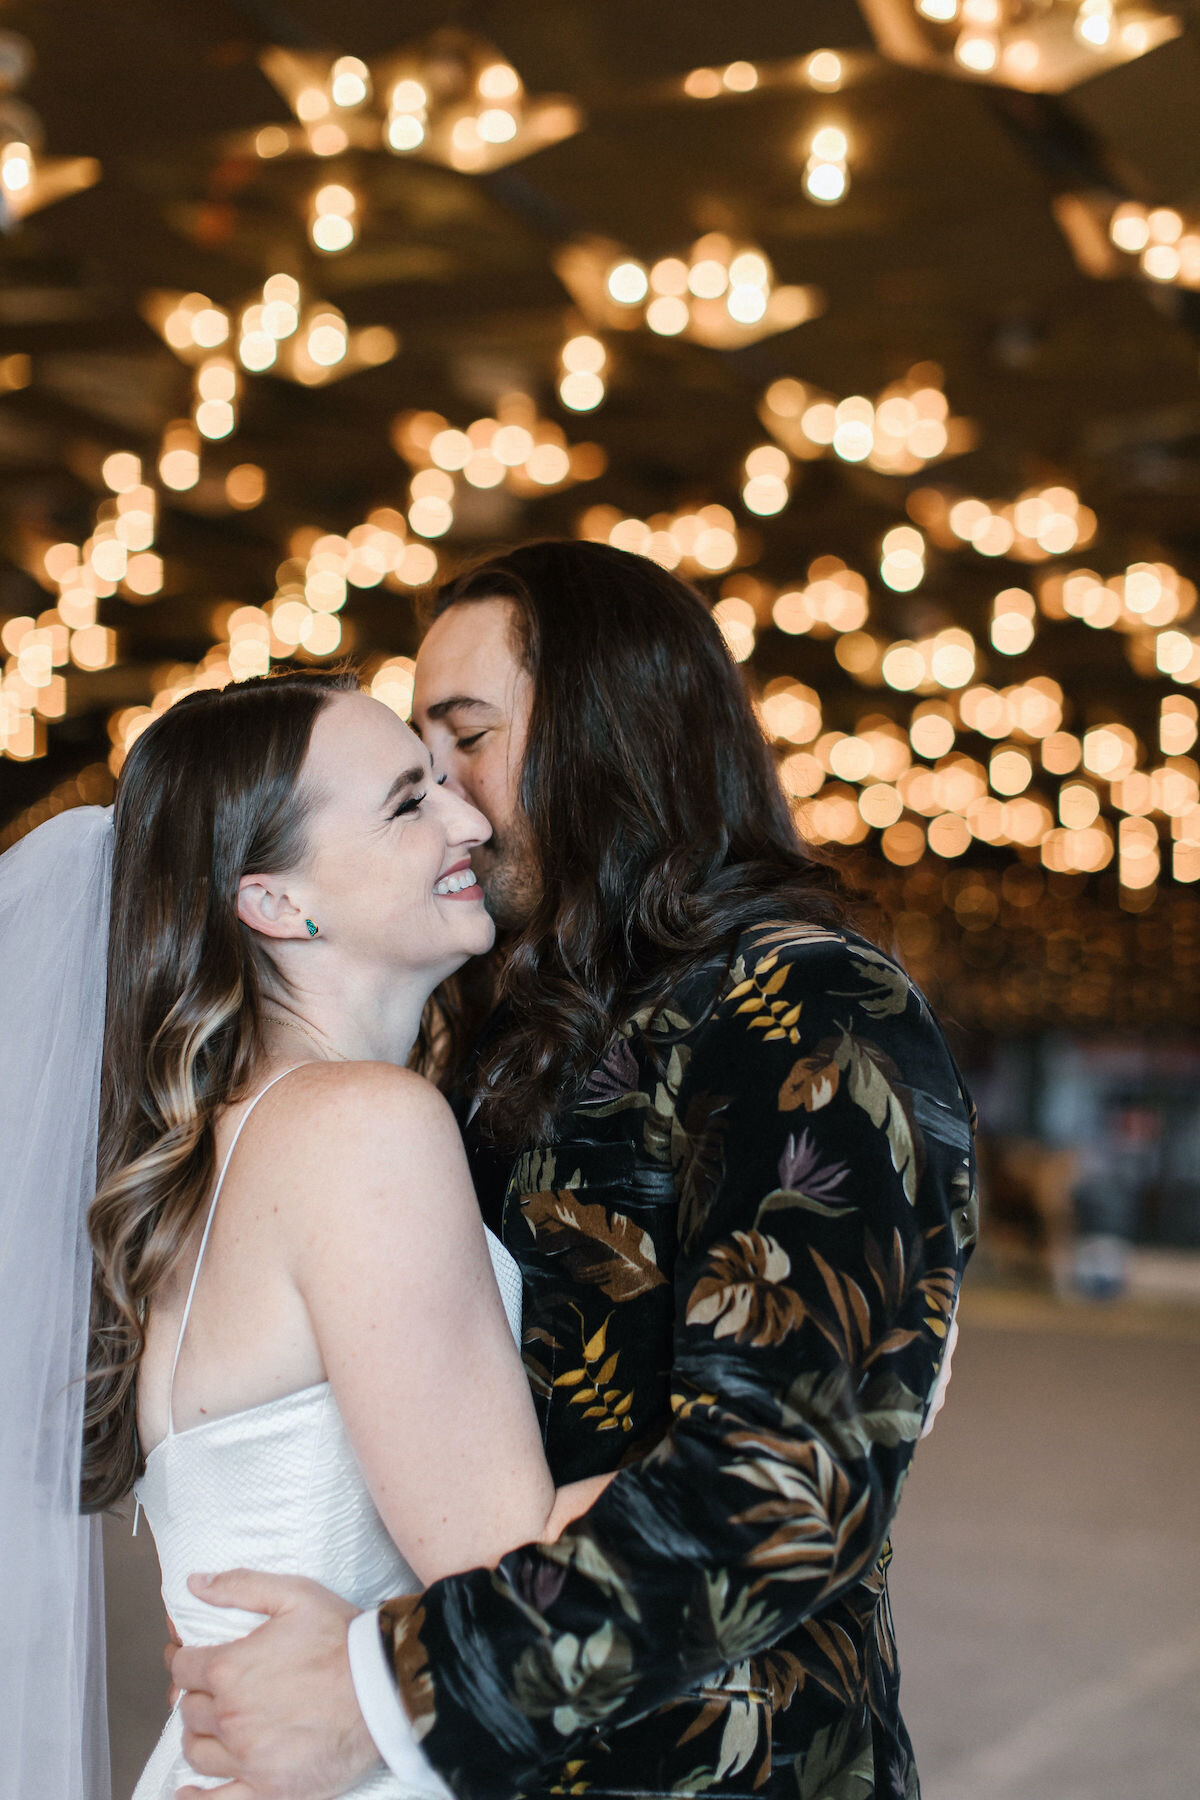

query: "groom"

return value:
[172, 540, 976, 1800]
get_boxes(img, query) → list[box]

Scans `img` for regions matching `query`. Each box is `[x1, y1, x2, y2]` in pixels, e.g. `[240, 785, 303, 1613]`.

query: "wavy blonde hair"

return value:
[82, 667, 359, 1510]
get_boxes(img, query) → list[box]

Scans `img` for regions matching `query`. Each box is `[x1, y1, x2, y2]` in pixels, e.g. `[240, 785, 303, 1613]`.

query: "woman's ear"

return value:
[237, 875, 309, 940]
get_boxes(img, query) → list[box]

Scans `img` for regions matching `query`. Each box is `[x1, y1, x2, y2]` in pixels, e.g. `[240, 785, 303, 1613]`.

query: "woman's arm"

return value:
[279, 1062, 562, 1584]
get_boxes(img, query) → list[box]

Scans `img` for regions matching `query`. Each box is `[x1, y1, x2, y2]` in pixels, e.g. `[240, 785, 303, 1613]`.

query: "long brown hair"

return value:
[423, 540, 846, 1147]
[82, 667, 359, 1511]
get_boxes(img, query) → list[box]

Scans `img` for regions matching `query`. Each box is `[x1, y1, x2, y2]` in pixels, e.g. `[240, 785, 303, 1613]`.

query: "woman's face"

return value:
[296, 690, 495, 980]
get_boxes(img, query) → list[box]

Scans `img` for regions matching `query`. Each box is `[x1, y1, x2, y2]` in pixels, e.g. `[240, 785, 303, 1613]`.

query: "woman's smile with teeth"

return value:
[433, 867, 478, 896]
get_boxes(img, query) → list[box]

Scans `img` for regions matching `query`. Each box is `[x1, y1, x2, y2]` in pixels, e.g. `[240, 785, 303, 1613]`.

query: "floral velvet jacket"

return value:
[379, 921, 977, 1800]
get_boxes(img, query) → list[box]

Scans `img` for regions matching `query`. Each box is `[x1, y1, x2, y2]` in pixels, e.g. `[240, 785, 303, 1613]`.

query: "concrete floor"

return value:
[103, 1289, 1200, 1798]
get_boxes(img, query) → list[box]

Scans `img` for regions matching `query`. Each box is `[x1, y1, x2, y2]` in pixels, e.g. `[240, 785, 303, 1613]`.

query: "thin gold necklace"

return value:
[261, 1011, 350, 1063]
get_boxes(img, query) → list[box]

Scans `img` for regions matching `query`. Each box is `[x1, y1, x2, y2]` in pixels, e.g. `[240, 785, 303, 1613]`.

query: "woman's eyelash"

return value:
[456, 731, 484, 749]
[391, 792, 426, 818]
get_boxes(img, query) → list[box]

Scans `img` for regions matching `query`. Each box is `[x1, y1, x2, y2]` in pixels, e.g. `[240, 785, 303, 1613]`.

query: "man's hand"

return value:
[167, 1570, 381, 1800]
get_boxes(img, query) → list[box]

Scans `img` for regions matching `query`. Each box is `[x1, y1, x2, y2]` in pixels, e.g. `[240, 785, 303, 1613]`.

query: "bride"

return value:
[1, 668, 608, 1799]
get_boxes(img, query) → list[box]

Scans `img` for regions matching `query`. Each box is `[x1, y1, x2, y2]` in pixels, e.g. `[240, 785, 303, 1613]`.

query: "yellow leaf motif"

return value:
[762, 966, 790, 996]
[553, 1367, 588, 1388]
[583, 1319, 609, 1362]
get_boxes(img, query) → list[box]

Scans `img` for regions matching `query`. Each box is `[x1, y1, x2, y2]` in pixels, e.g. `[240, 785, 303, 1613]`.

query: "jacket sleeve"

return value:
[378, 929, 977, 1800]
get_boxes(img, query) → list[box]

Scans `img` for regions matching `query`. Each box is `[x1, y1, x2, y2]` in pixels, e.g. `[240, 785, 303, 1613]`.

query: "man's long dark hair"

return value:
[426, 540, 846, 1146]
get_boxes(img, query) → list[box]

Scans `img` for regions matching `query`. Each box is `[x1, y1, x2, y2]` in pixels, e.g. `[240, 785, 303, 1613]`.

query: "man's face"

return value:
[413, 597, 540, 931]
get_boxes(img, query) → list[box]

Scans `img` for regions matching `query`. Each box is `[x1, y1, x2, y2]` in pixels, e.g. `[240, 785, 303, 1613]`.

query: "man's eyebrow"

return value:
[422, 695, 497, 722]
[382, 762, 431, 807]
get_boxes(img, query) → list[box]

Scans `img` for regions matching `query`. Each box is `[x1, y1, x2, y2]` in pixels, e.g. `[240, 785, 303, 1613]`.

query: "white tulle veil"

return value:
[0, 805, 112, 1799]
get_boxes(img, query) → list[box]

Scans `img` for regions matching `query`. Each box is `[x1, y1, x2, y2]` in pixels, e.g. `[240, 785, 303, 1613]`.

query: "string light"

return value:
[253, 36, 575, 170]
[558, 334, 608, 411]
[370, 656, 416, 718]
[991, 587, 1037, 654]
[367, 37, 580, 171]
[394, 398, 605, 507]
[0, 34, 99, 228]
[1103, 200, 1200, 289]
[193, 356, 239, 440]
[896, 0, 1182, 93]
[741, 445, 792, 516]
[226, 464, 266, 510]
[770, 559, 870, 636]
[158, 420, 201, 491]
[558, 233, 820, 348]
[147, 281, 394, 387]
[310, 183, 358, 253]
[805, 51, 845, 90]
[922, 481, 1098, 562]
[880, 526, 926, 592]
[803, 125, 850, 205]
[761, 366, 973, 477]
[577, 502, 746, 578]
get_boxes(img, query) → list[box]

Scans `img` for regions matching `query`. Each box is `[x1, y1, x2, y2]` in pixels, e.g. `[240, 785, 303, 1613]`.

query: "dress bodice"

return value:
[129, 1068, 523, 1798]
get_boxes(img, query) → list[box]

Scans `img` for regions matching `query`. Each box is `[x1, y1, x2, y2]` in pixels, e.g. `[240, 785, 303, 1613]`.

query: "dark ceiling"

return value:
[3, 0, 1200, 1033]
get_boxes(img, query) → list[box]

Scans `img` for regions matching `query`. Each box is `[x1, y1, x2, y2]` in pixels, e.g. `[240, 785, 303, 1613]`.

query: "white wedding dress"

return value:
[130, 1068, 524, 1798]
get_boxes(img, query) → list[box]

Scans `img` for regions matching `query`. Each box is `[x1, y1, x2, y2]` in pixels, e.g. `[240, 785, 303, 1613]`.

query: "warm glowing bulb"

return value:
[390, 79, 428, 112]
[311, 214, 355, 252]
[805, 51, 844, 90]
[562, 334, 606, 374]
[722, 61, 758, 92]
[805, 158, 848, 204]
[646, 295, 690, 335]
[728, 251, 769, 289]
[307, 315, 348, 365]
[330, 56, 370, 108]
[607, 260, 649, 305]
[811, 126, 848, 162]
[295, 86, 330, 123]
[478, 62, 521, 100]
[387, 114, 425, 151]
[102, 452, 142, 493]
[688, 257, 728, 298]
[1, 142, 33, 192]
[478, 108, 518, 144]
[1075, 0, 1114, 49]
[955, 32, 998, 72]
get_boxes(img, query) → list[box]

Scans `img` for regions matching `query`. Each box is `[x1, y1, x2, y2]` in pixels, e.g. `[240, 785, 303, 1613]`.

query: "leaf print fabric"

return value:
[686, 1232, 807, 1346]
[380, 924, 975, 1800]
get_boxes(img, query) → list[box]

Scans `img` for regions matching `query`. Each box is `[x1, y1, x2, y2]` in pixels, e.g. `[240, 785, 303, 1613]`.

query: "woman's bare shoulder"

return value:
[254, 1060, 467, 1214]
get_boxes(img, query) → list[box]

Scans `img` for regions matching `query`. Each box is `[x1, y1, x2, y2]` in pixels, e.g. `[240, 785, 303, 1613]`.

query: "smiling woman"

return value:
[56, 662, 609, 1797]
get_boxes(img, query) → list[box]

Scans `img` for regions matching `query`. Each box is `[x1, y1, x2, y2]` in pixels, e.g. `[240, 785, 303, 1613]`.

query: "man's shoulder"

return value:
[663, 918, 919, 1033]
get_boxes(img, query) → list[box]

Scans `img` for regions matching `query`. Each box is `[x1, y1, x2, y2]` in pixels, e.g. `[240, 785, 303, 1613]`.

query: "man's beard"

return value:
[474, 828, 540, 933]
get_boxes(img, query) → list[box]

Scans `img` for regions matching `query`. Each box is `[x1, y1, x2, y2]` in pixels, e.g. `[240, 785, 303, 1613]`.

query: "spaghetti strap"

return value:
[165, 1064, 306, 1437]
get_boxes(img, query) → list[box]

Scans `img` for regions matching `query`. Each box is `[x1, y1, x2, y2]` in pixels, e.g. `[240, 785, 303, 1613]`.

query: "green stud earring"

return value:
[305, 918, 319, 937]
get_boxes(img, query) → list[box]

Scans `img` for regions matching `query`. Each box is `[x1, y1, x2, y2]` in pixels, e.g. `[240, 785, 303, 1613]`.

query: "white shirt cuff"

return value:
[347, 1608, 453, 1797]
